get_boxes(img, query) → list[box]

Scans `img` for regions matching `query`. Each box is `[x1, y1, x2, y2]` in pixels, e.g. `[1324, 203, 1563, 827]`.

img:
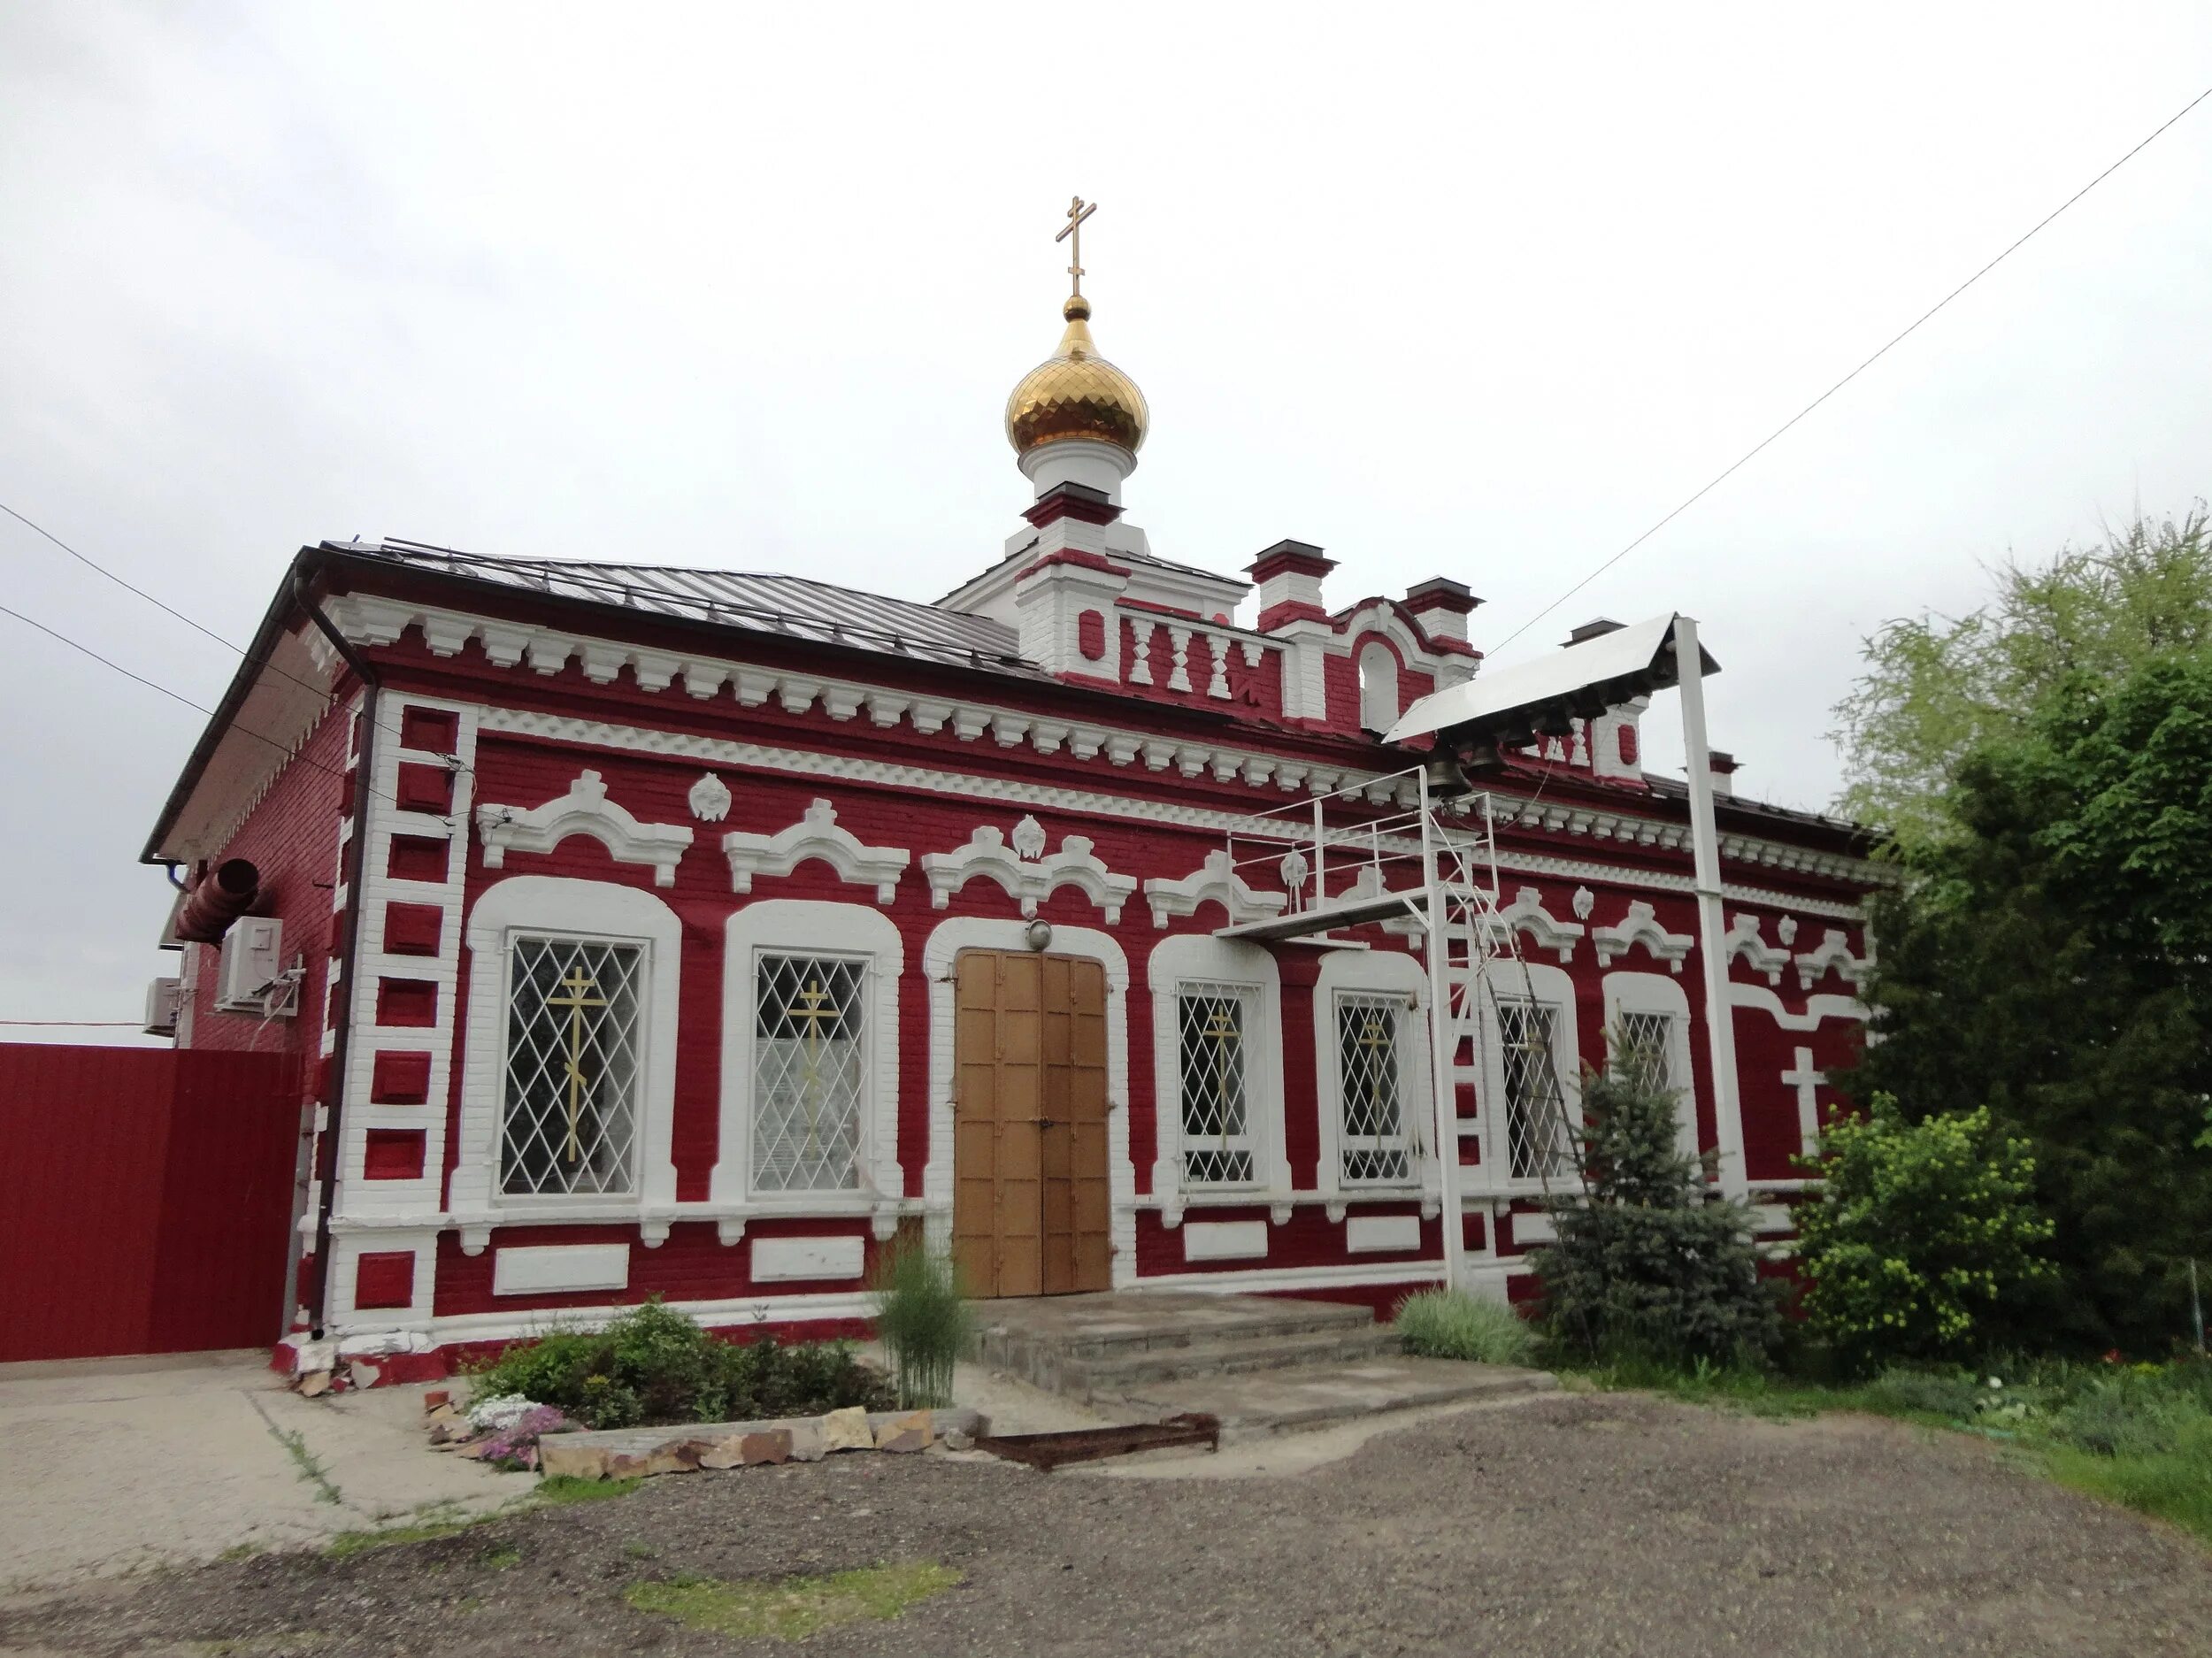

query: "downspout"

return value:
[295, 565, 380, 1339]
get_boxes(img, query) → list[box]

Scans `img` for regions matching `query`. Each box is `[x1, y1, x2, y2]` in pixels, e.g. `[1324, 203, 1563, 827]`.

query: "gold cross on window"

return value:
[782, 979, 843, 1158]
[542, 966, 606, 1164]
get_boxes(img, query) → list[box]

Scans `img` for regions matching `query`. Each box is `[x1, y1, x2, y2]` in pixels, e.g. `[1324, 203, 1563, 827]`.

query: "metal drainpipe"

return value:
[294, 567, 380, 1340]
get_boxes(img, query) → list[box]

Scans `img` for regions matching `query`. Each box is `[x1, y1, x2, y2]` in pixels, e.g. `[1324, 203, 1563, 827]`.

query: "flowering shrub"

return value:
[1794, 1096, 2054, 1374]
[473, 1404, 574, 1470]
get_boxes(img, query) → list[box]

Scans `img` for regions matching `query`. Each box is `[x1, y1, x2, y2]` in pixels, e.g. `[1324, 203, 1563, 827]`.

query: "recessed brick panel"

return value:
[381, 902, 444, 956]
[1463, 1213, 1487, 1254]
[394, 763, 455, 815]
[370, 1049, 434, 1104]
[398, 706, 460, 755]
[375, 979, 438, 1028]
[387, 835, 450, 884]
[354, 1250, 416, 1310]
[1077, 610, 1107, 661]
[362, 1128, 427, 1180]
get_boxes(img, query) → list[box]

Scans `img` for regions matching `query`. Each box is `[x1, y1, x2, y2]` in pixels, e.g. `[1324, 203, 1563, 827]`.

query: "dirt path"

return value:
[4, 1392, 2207, 1656]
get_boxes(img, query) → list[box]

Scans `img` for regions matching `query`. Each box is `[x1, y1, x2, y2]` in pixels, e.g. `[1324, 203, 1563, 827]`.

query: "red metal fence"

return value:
[0, 1044, 303, 1362]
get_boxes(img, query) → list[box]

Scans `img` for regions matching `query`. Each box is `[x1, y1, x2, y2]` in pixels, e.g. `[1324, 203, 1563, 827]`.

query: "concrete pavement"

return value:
[0, 1351, 518, 1590]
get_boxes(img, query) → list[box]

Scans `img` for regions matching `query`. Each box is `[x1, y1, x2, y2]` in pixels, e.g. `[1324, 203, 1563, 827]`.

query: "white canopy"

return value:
[1384, 611, 1719, 745]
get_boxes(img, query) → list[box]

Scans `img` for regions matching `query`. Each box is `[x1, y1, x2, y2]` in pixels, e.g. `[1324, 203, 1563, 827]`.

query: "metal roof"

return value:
[339, 539, 1053, 678]
[1385, 611, 1717, 745]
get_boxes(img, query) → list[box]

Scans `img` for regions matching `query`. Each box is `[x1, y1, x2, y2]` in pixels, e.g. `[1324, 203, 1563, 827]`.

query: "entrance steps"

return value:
[972, 1290, 1555, 1442]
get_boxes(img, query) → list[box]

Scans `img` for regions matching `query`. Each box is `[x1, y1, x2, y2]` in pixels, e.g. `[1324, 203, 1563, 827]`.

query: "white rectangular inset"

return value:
[1752, 1204, 1793, 1234]
[1345, 1215, 1422, 1254]
[751, 1235, 867, 1283]
[1511, 1211, 1558, 1246]
[493, 1243, 632, 1297]
[1181, 1220, 1269, 1263]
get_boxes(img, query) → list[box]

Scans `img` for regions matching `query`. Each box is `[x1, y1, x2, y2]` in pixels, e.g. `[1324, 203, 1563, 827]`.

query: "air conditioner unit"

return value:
[143, 976, 181, 1037]
[217, 917, 286, 1013]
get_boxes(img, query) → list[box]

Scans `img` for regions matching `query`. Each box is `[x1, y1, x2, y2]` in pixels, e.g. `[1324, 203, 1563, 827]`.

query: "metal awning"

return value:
[1385, 611, 1718, 746]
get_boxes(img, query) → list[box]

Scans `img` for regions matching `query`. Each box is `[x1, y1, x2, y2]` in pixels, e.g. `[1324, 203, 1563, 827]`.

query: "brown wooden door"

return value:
[952, 951, 1111, 1297]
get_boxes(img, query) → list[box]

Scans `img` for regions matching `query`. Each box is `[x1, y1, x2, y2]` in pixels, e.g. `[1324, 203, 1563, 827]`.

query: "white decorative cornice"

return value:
[1592, 899, 1694, 972]
[472, 702, 1872, 922]
[1725, 913, 1791, 986]
[721, 798, 910, 905]
[316, 589, 1886, 888]
[1143, 848, 1289, 930]
[476, 770, 694, 887]
[918, 823, 1137, 923]
[1794, 927, 1870, 991]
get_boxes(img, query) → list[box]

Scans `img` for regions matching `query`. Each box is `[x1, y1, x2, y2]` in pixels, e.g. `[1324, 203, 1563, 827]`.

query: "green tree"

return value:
[1852, 650, 2212, 1351]
[1832, 507, 2212, 855]
[1794, 1095, 2054, 1373]
[1532, 1056, 1782, 1367]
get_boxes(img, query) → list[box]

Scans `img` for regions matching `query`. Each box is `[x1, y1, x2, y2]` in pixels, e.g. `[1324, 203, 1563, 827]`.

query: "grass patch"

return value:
[626, 1562, 962, 1640]
[1394, 1289, 1537, 1366]
[480, 1545, 523, 1570]
[269, 1427, 342, 1507]
[324, 1521, 470, 1561]
[533, 1475, 641, 1507]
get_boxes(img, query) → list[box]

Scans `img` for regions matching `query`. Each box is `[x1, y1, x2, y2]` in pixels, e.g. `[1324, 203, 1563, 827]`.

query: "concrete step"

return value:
[1067, 1325, 1402, 1400]
[1119, 1356, 1558, 1444]
[973, 1298, 1374, 1367]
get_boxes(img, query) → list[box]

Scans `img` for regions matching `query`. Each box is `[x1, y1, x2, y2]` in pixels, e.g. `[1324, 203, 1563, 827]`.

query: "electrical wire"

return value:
[1490, 79, 2212, 653]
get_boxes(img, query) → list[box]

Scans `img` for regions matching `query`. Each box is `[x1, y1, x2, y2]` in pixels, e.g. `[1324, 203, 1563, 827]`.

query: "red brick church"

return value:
[142, 209, 1877, 1372]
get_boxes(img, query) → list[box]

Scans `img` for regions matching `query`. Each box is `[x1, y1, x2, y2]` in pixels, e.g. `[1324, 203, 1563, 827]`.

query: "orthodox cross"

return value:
[1202, 1004, 1240, 1146]
[544, 966, 606, 1164]
[784, 979, 843, 1156]
[1056, 196, 1097, 298]
[1352, 1010, 1394, 1136]
[1783, 1046, 1826, 1155]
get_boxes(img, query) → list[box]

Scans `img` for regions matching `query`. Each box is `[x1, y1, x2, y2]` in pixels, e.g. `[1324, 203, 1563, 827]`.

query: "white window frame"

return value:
[1172, 979, 1265, 1191]
[713, 900, 903, 1214]
[454, 876, 683, 1224]
[1468, 958, 1583, 1196]
[1312, 948, 1432, 1202]
[1147, 934, 1289, 1213]
[1602, 971, 1698, 1161]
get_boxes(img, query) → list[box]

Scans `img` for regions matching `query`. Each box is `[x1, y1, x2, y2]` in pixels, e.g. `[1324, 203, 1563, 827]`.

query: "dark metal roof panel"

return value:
[339, 539, 1051, 678]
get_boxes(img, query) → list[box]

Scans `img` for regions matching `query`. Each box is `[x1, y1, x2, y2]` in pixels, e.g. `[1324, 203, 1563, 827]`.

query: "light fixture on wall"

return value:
[1025, 919, 1054, 951]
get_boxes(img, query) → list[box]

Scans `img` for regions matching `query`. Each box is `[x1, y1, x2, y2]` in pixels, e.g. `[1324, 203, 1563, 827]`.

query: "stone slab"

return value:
[551, 1408, 983, 1473]
[1120, 1356, 1557, 1443]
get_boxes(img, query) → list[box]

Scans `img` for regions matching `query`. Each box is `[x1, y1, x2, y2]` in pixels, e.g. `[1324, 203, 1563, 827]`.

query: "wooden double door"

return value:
[951, 950, 1112, 1298]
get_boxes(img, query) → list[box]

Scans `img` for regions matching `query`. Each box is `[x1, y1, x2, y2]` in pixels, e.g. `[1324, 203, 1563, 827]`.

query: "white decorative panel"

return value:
[1344, 1215, 1422, 1255]
[1512, 1211, 1558, 1246]
[492, 1243, 632, 1296]
[1181, 1220, 1269, 1263]
[751, 1234, 867, 1282]
[1752, 1204, 1793, 1234]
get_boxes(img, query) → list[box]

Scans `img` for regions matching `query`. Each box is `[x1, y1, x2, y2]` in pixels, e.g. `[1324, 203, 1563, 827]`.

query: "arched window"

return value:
[1358, 641, 1400, 732]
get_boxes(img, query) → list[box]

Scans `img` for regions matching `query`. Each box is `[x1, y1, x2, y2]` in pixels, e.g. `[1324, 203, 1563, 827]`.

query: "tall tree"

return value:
[1852, 651, 2212, 1352]
[1832, 507, 2212, 855]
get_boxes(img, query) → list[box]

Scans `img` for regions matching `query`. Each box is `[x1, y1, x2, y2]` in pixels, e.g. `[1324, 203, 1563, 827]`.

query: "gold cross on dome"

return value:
[543, 965, 607, 1165]
[1056, 196, 1097, 298]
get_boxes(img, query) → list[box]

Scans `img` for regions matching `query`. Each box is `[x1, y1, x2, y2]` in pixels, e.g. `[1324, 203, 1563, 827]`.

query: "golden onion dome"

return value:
[1004, 294, 1148, 457]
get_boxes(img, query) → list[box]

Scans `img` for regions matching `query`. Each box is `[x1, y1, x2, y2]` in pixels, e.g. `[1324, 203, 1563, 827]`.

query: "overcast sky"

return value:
[4, 3, 2209, 1041]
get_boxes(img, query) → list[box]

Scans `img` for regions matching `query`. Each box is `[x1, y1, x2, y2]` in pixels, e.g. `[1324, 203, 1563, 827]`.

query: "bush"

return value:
[1794, 1095, 2054, 1375]
[2053, 1375, 2209, 1458]
[1394, 1289, 1535, 1365]
[469, 1298, 895, 1429]
[870, 1241, 970, 1409]
[1857, 1368, 1988, 1422]
[1532, 1055, 1783, 1368]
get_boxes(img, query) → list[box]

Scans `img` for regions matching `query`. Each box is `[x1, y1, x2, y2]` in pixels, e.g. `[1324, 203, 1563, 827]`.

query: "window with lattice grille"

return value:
[501, 936, 641, 1196]
[752, 954, 867, 1194]
[1177, 983, 1256, 1186]
[1497, 997, 1570, 1180]
[1614, 1009, 1678, 1099]
[1337, 992, 1412, 1184]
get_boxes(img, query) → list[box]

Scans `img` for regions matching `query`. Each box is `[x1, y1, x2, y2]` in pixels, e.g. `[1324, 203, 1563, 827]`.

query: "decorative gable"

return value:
[721, 798, 910, 906]
[475, 770, 694, 887]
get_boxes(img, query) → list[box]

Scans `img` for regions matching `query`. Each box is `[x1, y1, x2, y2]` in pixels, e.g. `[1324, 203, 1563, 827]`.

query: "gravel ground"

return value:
[4, 1391, 2208, 1657]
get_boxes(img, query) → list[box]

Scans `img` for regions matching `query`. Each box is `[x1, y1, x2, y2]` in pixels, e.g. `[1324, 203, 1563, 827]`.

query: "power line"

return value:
[0, 499, 341, 706]
[0, 599, 433, 830]
[1491, 79, 2212, 654]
